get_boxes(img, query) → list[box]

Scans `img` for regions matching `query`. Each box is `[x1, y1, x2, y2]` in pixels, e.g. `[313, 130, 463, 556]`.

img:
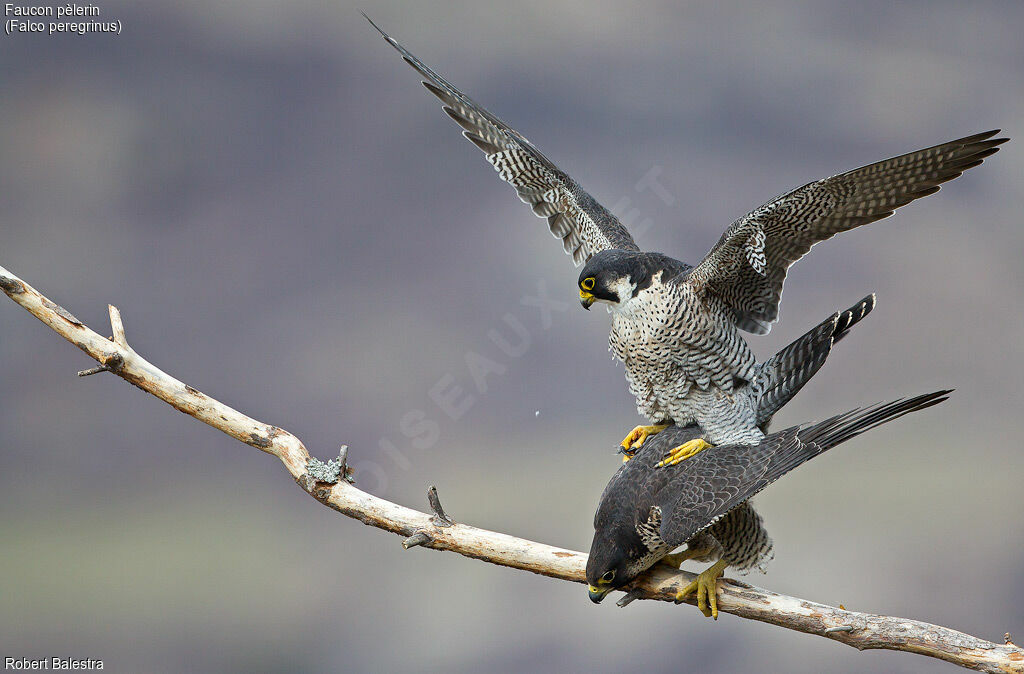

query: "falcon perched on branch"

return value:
[585, 390, 950, 617]
[366, 15, 1004, 460]
[593, 292, 881, 611]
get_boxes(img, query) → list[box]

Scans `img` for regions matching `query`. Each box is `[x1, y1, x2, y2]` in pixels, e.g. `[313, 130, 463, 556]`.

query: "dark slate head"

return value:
[577, 250, 646, 311]
[586, 425, 704, 603]
[586, 507, 656, 603]
[577, 250, 688, 311]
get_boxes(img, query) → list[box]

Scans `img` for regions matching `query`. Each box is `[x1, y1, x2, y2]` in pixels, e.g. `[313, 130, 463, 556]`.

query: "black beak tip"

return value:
[581, 300, 591, 311]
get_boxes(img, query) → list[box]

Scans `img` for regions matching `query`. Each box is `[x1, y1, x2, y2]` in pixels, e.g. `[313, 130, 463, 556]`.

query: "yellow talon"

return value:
[658, 549, 698, 569]
[659, 541, 718, 568]
[657, 438, 713, 468]
[620, 424, 670, 458]
[674, 559, 727, 619]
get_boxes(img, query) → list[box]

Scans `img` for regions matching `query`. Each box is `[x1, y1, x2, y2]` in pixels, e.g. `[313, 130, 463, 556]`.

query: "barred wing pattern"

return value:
[658, 429, 797, 547]
[367, 16, 638, 265]
[688, 131, 1007, 334]
[753, 293, 876, 427]
[657, 392, 949, 547]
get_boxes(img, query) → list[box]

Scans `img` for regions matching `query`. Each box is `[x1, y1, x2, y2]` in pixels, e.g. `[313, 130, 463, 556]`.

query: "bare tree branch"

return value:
[2, 263, 1021, 674]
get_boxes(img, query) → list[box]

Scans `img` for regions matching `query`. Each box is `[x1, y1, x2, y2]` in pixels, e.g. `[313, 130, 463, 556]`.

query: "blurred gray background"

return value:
[2, 1, 1022, 672]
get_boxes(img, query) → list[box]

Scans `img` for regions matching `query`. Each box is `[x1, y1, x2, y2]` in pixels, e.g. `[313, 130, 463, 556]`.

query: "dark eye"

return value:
[601, 570, 615, 582]
[581, 277, 596, 291]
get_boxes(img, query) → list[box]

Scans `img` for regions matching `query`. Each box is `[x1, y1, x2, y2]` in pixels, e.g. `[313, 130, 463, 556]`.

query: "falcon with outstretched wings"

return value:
[367, 16, 1004, 459]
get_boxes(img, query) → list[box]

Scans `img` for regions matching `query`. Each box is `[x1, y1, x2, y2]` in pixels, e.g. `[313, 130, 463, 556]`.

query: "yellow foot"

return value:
[656, 438, 713, 468]
[674, 559, 727, 619]
[658, 548, 700, 569]
[620, 424, 669, 460]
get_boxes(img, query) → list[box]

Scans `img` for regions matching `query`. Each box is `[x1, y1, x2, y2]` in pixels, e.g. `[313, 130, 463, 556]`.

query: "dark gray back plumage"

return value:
[589, 390, 949, 586]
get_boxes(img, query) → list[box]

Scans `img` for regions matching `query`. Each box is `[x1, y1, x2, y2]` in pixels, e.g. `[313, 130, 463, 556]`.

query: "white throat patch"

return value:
[606, 276, 639, 312]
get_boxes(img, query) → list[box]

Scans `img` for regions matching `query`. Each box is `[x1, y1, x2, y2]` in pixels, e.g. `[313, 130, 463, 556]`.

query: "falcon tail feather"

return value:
[764, 390, 952, 483]
[754, 294, 876, 426]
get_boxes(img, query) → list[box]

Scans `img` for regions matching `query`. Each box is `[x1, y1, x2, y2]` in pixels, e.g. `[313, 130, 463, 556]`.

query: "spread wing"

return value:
[686, 131, 1008, 334]
[366, 15, 639, 265]
[658, 392, 949, 546]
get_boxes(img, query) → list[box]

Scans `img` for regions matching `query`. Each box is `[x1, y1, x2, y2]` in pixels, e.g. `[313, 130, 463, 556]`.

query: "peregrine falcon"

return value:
[598, 293, 890, 613]
[366, 17, 1004, 457]
[625, 293, 878, 468]
[586, 390, 950, 617]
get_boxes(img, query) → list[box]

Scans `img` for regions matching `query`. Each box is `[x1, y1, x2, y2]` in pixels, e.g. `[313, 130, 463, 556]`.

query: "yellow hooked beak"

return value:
[588, 584, 612, 603]
[579, 290, 595, 310]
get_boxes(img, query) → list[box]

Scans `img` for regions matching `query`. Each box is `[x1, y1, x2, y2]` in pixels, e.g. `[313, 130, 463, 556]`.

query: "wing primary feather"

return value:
[687, 131, 1007, 332]
[676, 389, 952, 543]
[365, 13, 639, 264]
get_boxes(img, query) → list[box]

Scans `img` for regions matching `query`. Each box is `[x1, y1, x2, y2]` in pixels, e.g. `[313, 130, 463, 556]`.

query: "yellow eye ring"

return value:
[581, 277, 595, 291]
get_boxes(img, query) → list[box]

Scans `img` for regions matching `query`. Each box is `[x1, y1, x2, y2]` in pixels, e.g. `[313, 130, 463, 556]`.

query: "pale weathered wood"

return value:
[1, 263, 1021, 674]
